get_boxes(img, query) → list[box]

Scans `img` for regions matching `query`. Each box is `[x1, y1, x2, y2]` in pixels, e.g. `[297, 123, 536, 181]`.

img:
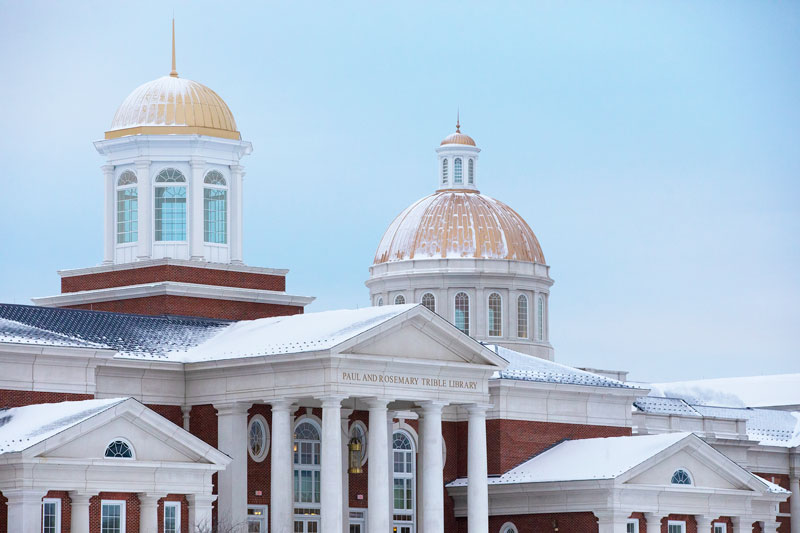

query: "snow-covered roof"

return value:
[0, 317, 107, 349]
[487, 345, 640, 390]
[648, 374, 800, 409]
[0, 398, 125, 454]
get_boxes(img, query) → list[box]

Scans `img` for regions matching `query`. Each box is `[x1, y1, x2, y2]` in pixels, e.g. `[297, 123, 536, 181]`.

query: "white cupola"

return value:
[435, 116, 481, 191]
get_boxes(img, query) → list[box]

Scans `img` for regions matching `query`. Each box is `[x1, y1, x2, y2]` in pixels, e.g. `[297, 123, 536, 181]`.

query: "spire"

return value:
[170, 18, 178, 78]
[456, 109, 461, 133]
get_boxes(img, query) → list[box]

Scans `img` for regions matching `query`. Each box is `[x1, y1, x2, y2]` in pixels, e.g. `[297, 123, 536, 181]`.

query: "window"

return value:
[455, 292, 470, 335]
[393, 431, 415, 532]
[488, 293, 502, 337]
[248, 506, 268, 533]
[394, 294, 405, 305]
[537, 295, 544, 340]
[104, 439, 133, 459]
[454, 158, 462, 184]
[101, 501, 125, 533]
[293, 420, 321, 510]
[671, 468, 692, 485]
[154, 168, 186, 242]
[248, 415, 270, 462]
[42, 498, 61, 533]
[517, 294, 528, 338]
[421, 293, 436, 313]
[116, 171, 138, 244]
[442, 159, 448, 184]
[714, 524, 727, 533]
[468, 159, 474, 184]
[204, 170, 227, 244]
[163, 501, 180, 533]
[500, 524, 519, 533]
[667, 521, 686, 533]
[376, 297, 383, 307]
[627, 519, 639, 533]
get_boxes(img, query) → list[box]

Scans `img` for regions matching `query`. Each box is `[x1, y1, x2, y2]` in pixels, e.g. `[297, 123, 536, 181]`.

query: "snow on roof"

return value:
[0, 398, 126, 454]
[754, 474, 792, 494]
[486, 344, 640, 390]
[173, 305, 415, 362]
[634, 396, 701, 417]
[648, 374, 800, 409]
[0, 317, 107, 349]
[448, 433, 689, 487]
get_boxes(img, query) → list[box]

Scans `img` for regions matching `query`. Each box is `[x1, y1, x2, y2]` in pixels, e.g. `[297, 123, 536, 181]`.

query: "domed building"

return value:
[367, 121, 555, 359]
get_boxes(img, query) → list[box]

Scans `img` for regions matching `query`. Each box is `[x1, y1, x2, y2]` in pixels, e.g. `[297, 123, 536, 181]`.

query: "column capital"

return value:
[68, 491, 94, 504]
[187, 493, 217, 506]
[138, 492, 166, 504]
[189, 158, 206, 168]
[230, 164, 245, 174]
[3, 488, 47, 502]
[101, 164, 115, 175]
[644, 513, 666, 528]
[267, 398, 298, 411]
[417, 400, 449, 413]
[134, 159, 151, 169]
[213, 401, 251, 416]
[316, 394, 348, 408]
[466, 403, 493, 415]
[694, 515, 715, 529]
[364, 397, 391, 409]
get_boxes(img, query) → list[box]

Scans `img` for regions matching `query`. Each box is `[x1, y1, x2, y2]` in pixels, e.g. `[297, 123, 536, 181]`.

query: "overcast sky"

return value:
[0, 1, 797, 382]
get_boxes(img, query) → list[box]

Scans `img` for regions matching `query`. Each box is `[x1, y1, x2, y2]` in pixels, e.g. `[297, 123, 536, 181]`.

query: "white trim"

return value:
[713, 523, 727, 533]
[247, 505, 268, 532]
[57, 258, 289, 277]
[499, 522, 518, 533]
[163, 501, 181, 533]
[670, 467, 694, 486]
[248, 414, 270, 463]
[42, 497, 62, 533]
[627, 518, 639, 533]
[32, 281, 315, 308]
[667, 521, 686, 533]
[104, 437, 135, 459]
[100, 499, 127, 533]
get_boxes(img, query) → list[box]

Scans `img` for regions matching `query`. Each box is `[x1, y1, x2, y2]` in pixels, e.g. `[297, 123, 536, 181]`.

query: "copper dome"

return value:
[373, 190, 545, 264]
[440, 132, 477, 146]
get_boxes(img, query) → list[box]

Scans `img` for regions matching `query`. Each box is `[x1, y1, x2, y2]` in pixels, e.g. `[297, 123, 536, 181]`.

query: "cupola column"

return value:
[189, 158, 206, 260]
[102, 165, 115, 264]
[230, 165, 245, 264]
[135, 159, 152, 260]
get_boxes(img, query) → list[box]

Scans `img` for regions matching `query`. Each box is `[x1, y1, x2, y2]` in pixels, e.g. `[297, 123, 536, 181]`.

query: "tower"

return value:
[367, 120, 554, 359]
[33, 22, 314, 320]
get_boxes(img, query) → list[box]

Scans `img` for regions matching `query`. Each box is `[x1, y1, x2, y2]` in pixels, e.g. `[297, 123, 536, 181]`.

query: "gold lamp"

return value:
[348, 436, 363, 474]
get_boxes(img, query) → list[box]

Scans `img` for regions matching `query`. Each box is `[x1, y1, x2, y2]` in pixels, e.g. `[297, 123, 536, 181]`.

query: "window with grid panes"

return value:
[101, 501, 124, 533]
[392, 431, 415, 530]
[164, 501, 180, 533]
[488, 293, 502, 336]
[455, 292, 469, 335]
[116, 171, 138, 244]
[454, 158, 462, 183]
[667, 522, 685, 533]
[42, 499, 60, 533]
[203, 170, 227, 244]
[293, 420, 321, 508]
[517, 294, 528, 338]
[154, 169, 186, 241]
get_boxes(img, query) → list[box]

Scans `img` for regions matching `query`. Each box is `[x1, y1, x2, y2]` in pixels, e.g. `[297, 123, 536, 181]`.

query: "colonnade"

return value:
[594, 512, 783, 533]
[214, 397, 490, 533]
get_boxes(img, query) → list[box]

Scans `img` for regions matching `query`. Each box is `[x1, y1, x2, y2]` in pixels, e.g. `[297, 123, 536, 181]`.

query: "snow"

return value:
[488, 344, 640, 389]
[0, 317, 106, 349]
[170, 305, 415, 363]
[648, 374, 800, 408]
[0, 398, 125, 454]
[448, 433, 690, 487]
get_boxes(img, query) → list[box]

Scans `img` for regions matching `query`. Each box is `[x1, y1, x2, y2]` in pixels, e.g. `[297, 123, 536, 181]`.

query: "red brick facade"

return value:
[61, 264, 286, 293]
[0, 389, 92, 408]
[753, 473, 791, 533]
[89, 492, 140, 533]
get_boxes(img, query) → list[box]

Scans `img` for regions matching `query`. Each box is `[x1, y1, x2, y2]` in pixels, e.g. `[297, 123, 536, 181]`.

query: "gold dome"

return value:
[373, 190, 545, 264]
[440, 117, 476, 146]
[106, 76, 240, 140]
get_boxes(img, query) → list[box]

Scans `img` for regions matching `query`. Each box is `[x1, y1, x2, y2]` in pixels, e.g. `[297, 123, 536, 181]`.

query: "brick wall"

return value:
[0, 389, 93, 408]
[486, 419, 632, 475]
[247, 405, 272, 512]
[89, 492, 140, 533]
[62, 264, 286, 293]
[64, 295, 303, 321]
[753, 472, 791, 533]
[480, 511, 600, 533]
[187, 405, 219, 523]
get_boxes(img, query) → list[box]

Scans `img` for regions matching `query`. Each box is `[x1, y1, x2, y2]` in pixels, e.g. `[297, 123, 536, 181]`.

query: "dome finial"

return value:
[456, 109, 461, 133]
[170, 18, 179, 78]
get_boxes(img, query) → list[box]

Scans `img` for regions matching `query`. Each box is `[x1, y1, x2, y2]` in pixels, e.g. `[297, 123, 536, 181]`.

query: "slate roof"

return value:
[0, 303, 229, 358]
[486, 344, 640, 390]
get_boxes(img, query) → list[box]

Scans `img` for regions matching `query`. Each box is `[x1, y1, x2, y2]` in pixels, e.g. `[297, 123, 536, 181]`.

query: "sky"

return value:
[0, 1, 798, 382]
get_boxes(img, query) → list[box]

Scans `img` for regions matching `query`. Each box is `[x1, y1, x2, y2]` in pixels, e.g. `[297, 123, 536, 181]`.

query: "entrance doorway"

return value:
[247, 506, 267, 533]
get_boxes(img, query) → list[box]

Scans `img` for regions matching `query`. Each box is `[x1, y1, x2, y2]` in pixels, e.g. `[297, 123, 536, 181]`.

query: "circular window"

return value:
[248, 415, 270, 462]
[671, 468, 692, 485]
[350, 421, 368, 466]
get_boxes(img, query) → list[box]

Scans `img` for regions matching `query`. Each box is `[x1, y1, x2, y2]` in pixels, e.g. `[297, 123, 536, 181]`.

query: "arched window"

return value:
[488, 293, 502, 337]
[468, 159, 474, 184]
[421, 293, 436, 313]
[671, 469, 692, 485]
[377, 297, 383, 307]
[455, 292, 470, 335]
[248, 415, 270, 462]
[104, 439, 134, 459]
[454, 158, 463, 184]
[500, 523, 519, 533]
[517, 294, 528, 338]
[395, 294, 406, 305]
[116, 171, 138, 244]
[537, 295, 544, 340]
[442, 159, 448, 184]
[293, 419, 321, 515]
[154, 168, 187, 242]
[393, 431, 416, 533]
[203, 170, 228, 244]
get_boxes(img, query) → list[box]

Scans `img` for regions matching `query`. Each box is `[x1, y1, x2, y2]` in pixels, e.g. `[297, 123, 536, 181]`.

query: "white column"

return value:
[367, 398, 391, 533]
[229, 165, 245, 264]
[189, 158, 205, 260]
[270, 399, 296, 533]
[419, 401, 447, 533]
[417, 410, 426, 533]
[320, 396, 346, 533]
[135, 159, 152, 260]
[791, 476, 800, 533]
[5, 489, 46, 533]
[215, 402, 250, 530]
[69, 492, 92, 533]
[696, 515, 714, 533]
[763, 521, 781, 533]
[595, 511, 629, 533]
[644, 513, 666, 533]
[138, 493, 164, 533]
[182, 405, 192, 431]
[102, 164, 115, 264]
[187, 493, 216, 532]
[387, 410, 395, 522]
[341, 408, 353, 533]
[467, 404, 489, 533]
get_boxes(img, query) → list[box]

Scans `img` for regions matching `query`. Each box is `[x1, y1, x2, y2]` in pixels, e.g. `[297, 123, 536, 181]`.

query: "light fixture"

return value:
[348, 436, 363, 474]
